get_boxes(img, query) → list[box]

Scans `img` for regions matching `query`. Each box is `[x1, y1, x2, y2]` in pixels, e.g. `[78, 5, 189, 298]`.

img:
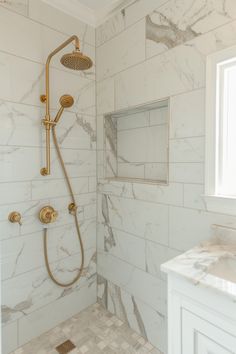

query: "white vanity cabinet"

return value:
[166, 276, 236, 354]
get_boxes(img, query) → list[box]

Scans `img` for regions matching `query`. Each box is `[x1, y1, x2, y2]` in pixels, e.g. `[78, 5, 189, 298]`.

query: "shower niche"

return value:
[104, 99, 169, 184]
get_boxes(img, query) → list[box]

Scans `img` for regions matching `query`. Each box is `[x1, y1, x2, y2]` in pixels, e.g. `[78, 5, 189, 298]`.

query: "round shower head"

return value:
[60, 50, 93, 71]
[59, 94, 74, 108]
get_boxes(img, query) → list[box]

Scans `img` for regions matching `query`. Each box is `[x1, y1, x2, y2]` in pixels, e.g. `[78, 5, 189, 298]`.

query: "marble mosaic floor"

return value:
[11, 303, 162, 354]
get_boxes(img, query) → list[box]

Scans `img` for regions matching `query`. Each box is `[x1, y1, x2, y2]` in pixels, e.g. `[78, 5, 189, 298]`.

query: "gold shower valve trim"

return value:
[39, 206, 58, 224]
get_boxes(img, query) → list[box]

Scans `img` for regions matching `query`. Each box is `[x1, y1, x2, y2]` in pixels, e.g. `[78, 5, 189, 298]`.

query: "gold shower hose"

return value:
[43, 126, 84, 287]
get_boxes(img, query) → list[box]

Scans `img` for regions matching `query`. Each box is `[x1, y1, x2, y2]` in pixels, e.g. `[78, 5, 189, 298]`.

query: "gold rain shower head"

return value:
[60, 50, 93, 71]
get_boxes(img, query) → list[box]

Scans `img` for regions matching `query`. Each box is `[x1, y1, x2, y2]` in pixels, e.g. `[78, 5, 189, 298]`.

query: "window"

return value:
[205, 45, 236, 215]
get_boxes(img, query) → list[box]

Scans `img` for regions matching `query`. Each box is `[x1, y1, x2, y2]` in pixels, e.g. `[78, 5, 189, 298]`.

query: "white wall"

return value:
[0, 1, 96, 353]
[96, 0, 236, 352]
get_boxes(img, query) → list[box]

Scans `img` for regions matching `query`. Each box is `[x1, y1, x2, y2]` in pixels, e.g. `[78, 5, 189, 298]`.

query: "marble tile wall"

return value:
[0, 2, 96, 353]
[96, 0, 236, 353]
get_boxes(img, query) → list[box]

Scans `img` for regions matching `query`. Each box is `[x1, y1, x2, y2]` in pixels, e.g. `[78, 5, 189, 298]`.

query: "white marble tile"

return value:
[169, 137, 205, 163]
[102, 278, 166, 352]
[1, 219, 96, 281]
[99, 194, 169, 245]
[146, 0, 236, 59]
[2, 248, 96, 324]
[18, 282, 96, 348]
[117, 125, 168, 164]
[31, 177, 88, 200]
[144, 163, 168, 181]
[149, 106, 168, 126]
[0, 7, 95, 78]
[117, 111, 149, 131]
[118, 163, 145, 179]
[169, 206, 236, 251]
[169, 162, 204, 184]
[0, 51, 95, 114]
[98, 224, 146, 270]
[0, 0, 28, 16]
[184, 183, 206, 210]
[55, 112, 96, 150]
[96, 77, 115, 115]
[0, 101, 41, 147]
[99, 180, 184, 206]
[0, 147, 95, 182]
[97, 19, 145, 81]
[146, 241, 181, 280]
[0, 181, 31, 205]
[115, 43, 205, 110]
[124, 0, 168, 28]
[2, 320, 18, 354]
[96, 11, 125, 46]
[170, 89, 205, 139]
[28, 0, 95, 46]
[97, 252, 166, 314]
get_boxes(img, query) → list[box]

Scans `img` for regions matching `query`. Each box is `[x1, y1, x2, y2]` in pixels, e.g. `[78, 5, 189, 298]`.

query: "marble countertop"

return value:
[161, 225, 236, 300]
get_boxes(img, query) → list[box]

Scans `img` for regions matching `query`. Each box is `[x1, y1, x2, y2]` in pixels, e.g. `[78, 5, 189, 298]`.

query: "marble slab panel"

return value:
[115, 43, 205, 110]
[169, 137, 205, 163]
[97, 252, 166, 315]
[169, 206, 236, 251]
[98, 275, 166, 352]
[18, 281, 96, 347]
[97, 19, 145, 81]
[0, 7, 95, 78]
[31, 177, 88, 200]
[2, 248, 96, 324]
[0, 51, 95, 114]
[183, 183, 206, 210]
[28, 0, 95, 46]
[98, 194, 169, 245]
[169, 162, 204, 184]
[99, 179, 184, 206]
[169, 89, 205, 139]
[146, 0, 236, 58]
[97, 223, 146, 270]
[2, 320, 18, 354]
[0, 0, 28, 16]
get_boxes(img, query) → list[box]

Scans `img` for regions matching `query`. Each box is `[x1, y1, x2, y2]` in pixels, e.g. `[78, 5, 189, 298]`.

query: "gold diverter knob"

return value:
[39, 206, 58, 224]
[8, 211, 22, 225]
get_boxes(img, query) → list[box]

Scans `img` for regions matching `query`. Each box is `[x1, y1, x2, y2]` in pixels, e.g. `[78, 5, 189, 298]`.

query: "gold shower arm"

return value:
[40, 35, 80, 176]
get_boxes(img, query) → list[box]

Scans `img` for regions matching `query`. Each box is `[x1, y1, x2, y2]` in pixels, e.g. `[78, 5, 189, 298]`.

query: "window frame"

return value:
[205, 45, 236, 215]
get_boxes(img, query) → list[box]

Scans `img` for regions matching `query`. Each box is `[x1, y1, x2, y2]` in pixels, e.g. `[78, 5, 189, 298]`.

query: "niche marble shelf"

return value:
[104, 99, 169, 184]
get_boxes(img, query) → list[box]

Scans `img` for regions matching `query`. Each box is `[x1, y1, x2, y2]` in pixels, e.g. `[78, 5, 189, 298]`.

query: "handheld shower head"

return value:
[54, 95, 74, 123]
[60, 50, 93, 71]
[59, 94, 74, 108]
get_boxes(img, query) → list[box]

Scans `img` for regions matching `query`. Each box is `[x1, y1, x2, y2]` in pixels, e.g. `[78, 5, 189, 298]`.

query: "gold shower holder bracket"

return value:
[68, 202, 78, 215]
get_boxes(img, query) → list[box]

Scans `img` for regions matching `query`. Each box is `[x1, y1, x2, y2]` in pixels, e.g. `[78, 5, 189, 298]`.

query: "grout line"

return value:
[0, 4, 95, 48]
[2, 245, 96, 283]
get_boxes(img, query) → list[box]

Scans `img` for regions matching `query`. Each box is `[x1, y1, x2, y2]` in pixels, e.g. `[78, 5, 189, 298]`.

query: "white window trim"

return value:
[205, 45, 236, 216]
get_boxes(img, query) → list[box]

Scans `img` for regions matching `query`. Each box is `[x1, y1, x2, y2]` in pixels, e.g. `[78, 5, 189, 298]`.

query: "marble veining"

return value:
[162, 225, 236, 301]
[146, 0, 236, 58]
